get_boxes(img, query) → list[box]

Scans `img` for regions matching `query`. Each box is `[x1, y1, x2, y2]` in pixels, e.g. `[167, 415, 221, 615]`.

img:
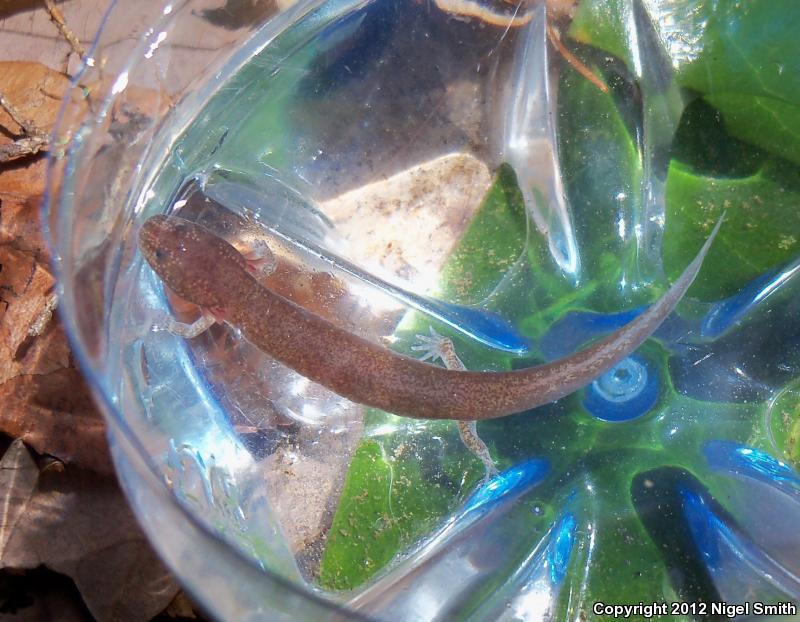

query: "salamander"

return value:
[139, 213, 722, 421]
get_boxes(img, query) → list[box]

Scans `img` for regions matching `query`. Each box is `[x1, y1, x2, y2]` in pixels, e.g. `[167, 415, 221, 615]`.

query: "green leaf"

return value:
[437, 163, 529, 305]
[703, 92, 800, 167]
[318, 432, 473, 590]
[568, 0, 637, 69]
[663, 159, 800, 301]
[570, 2, 800, 300]
[678, 1, 800, 164]
[677, 1, 800, 101]
[669, 98, 767, 179]
[570, 0, 800, 164]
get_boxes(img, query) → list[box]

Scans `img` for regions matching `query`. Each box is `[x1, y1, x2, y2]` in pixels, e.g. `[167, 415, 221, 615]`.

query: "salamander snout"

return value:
[139, 214, 249, 308]
[138, 215, 171, 264]
[138, 214, 202, 284]
[139, 215, 202, 266]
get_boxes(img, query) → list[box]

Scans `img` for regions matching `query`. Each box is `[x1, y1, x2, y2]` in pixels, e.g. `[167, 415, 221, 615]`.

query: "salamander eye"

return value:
[154, 249, 166, 261]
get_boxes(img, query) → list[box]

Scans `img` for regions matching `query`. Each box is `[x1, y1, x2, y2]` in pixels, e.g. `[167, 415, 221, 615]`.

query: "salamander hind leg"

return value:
[412, 327, 499, 479]
[153, 310, 217, 338]
[458, 421, 499, 479]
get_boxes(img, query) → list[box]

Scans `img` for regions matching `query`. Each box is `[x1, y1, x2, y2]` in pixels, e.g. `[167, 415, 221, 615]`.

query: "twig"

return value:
[0, 93, 40, 135]
[29, 292, 60, 337]
[0, 134, 50, 162]
[0, 1, 87, 163]
[0, 93, 50, 163]
[43, 0, 87, 59]
[546, 22, 609, 93]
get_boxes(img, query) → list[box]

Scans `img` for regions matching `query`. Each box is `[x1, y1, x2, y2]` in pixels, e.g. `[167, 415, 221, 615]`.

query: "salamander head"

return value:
[139, 214, 248, 308]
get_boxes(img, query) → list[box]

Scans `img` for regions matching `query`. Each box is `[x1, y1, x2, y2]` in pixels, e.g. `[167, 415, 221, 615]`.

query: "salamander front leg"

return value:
[412, 327, 499, 479]
[154, 310, 218, 338]
[236, 221, 277, 278]
[242, 243, 277, 278]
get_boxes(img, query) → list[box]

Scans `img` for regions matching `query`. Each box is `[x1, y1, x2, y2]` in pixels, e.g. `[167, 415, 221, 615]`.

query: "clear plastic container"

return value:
[47, 0, 800, 620]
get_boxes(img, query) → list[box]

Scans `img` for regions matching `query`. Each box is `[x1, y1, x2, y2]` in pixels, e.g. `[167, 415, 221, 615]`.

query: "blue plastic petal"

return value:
[704, 440, 800, 497]
[701, 258, 800, 340]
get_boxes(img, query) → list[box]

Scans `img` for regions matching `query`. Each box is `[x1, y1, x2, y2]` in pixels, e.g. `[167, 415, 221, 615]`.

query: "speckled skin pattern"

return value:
[139, 215, 722, 421]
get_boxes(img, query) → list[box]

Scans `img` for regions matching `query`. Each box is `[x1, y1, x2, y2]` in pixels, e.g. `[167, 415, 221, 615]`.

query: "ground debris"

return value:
[0, 16, 196, 621]
[0, 440, 180, 621]
[0, 61, 71, 164]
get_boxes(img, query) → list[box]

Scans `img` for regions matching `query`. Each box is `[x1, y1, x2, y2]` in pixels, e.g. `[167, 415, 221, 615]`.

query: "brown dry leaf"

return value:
[0, 62, 70, 132]
[0, 157, 50, 261]
[161, 591, 200, 619]
[0, 368, 111, 476]
[200, 0, 280, 30]
[0, 245, 58, 369]
[0, 239, 111, 474]
[0, 39, 185, 622]
[0, 441, 179, 622]
[0, 440, 38, 559]
[1, 1, 48, 21]
[0, 60, 111, 474]
[0, 61, 72, 163]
